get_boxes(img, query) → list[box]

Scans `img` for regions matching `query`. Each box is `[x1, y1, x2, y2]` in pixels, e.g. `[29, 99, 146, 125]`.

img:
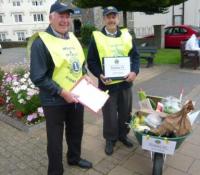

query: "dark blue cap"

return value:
[103, 6, 118, 16]
[50, 1, 74, 14]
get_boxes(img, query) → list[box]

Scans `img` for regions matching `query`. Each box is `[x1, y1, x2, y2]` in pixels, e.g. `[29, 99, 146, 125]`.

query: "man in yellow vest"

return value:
[87, 6, 140, 155]
[29, 1, 92, 174]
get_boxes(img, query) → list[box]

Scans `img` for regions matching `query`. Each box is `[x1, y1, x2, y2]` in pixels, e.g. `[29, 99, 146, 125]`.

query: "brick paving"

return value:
[0, 65, 200, 175]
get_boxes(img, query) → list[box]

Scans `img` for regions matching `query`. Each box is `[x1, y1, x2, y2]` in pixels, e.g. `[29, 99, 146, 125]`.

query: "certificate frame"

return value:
[102, 56, 131, 80]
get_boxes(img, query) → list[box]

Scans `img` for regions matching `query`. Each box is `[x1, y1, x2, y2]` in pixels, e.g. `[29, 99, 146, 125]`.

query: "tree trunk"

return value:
[123, 11, 127, 27]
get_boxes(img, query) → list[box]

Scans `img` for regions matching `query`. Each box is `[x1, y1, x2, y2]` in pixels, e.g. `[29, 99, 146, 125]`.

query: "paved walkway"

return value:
[1, 65, 200, 175]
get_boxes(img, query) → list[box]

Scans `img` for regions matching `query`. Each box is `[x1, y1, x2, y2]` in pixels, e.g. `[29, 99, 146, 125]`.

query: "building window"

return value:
[16, 32, 25, 41]
[0, 15, 3, 23]
[32, 0, 43, 6]
[14, 14, 23, 22]
[0, 33, 6, 41]
[13, 1, 21, 6]
[33, 14, 44, 22]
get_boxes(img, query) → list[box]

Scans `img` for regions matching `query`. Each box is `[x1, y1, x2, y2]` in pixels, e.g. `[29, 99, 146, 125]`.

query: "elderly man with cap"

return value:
[29, 1, 92, 174]
[87, 6, 140, 155]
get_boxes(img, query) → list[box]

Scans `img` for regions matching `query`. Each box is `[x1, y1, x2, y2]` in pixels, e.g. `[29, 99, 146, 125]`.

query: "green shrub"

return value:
[9, 89, 41, 115]
[81, 24, 97, 46]
[1, 41, 27, 48]
[0, 68, 4, 85]
[12, 66, 26, 77]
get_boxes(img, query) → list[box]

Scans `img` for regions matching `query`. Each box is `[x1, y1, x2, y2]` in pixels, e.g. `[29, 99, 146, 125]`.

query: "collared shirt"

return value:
[50, 26, 69, 39]
[105, 27, 117, 37]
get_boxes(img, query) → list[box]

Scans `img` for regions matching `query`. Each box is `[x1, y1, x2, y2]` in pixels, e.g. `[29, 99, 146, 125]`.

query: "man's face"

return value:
[103, 13, 119, 31]
[49, 12, 71, 34]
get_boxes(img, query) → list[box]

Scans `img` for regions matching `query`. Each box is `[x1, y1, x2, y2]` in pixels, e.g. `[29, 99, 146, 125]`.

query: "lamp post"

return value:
[172, 5, 175, 25]
[182, 2, 185, 25]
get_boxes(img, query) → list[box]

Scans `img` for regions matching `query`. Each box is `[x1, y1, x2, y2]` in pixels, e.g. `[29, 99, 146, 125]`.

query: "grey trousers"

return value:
[102, 87, 132, 141]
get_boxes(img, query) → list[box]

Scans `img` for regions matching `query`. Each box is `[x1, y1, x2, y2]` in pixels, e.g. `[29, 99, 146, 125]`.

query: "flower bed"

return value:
[0, 67, 45, 130]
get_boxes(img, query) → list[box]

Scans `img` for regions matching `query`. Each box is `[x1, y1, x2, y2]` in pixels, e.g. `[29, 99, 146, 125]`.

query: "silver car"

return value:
[0, 44, 2, 54]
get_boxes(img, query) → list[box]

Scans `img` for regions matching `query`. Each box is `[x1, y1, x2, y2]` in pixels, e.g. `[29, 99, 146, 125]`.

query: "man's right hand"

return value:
[60, 89, 79, 103]
[100, 74, 112, 85]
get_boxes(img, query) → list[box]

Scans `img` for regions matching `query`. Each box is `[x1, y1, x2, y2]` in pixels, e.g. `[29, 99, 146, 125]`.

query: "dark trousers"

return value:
[43, 104, 84, 175]
[102, 87, 132, 141]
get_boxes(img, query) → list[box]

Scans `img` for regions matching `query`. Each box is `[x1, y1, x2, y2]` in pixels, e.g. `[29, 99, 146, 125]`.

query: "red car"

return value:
[144, 25, 200, 48]
[165, 25, 200, 48]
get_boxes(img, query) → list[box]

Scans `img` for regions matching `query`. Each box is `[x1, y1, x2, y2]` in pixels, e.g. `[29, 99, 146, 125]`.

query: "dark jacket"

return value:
[30, 26, 87, 106]
[87, 27, 140, 93]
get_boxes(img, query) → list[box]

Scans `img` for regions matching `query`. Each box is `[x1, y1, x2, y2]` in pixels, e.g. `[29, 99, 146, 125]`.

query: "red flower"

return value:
[16, 111, 24, 119]
[0, 96, 5, 105]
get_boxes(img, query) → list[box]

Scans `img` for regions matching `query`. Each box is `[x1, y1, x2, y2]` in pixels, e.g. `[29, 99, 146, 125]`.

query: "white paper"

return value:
[188, 110, 200, 125]
[142, 136, 176, 155]
[139, 99, 154, 111]
[104, 57, 130, 78]
[71, 78, 109, 113]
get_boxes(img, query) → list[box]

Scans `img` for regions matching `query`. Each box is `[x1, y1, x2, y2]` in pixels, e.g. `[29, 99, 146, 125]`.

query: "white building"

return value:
[0, 0, 55, 41]
[91, 0, 200, 38]
[1, 0, 200, 41]
[128, 0, 200, 38]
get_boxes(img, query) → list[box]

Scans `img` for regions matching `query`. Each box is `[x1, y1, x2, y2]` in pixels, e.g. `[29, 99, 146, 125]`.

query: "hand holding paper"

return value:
[71, 77, 109, 113]
[60, 89, 79, 103]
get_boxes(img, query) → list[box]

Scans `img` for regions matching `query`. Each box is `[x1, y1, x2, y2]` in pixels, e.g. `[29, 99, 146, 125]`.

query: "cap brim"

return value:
[104, 10, 118, 16]
[57, 7, 74, 14]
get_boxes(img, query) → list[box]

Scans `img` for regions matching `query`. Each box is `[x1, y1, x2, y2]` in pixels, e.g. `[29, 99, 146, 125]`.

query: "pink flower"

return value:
[37, 107, 44, 116]
[12, 76, 18, 82]
[27, 113, 37, 122]
[5, 76, 12, 82]
[27, 89, 35, 97]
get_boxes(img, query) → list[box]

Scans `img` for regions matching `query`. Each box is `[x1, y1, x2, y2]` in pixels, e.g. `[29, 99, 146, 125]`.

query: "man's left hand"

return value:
[124, 72, 137, 82]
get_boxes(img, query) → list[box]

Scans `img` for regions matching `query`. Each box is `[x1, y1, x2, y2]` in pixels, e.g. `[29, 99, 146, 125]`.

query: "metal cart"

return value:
[133, 128, 189, 175]
[132, 95, 190, 175]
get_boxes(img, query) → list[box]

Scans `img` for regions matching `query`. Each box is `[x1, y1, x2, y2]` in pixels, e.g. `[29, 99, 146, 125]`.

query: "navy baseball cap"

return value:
[103, 6, 118, 16]
[50, 1, 74, 14]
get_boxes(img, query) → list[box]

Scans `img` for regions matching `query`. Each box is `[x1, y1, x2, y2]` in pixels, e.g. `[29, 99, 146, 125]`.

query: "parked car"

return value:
[144, 25, 200, 48]
[165, 25, 200, 47]
[0, 44, 2, 54]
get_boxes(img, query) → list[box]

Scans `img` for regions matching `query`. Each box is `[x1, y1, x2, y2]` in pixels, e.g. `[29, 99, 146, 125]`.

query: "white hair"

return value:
[49, 12, 57, 24]
[49, 12, 56, 18]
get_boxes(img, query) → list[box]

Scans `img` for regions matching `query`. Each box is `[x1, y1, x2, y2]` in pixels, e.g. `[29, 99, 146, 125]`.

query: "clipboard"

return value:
[70, 76, 109, 113]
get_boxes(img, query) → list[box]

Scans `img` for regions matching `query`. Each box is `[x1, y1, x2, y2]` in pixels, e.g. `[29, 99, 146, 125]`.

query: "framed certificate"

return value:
[103, 56, 131, 80]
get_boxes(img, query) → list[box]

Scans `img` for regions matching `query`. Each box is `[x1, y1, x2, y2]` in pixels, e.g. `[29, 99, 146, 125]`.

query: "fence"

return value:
[133, 26, 154, 38]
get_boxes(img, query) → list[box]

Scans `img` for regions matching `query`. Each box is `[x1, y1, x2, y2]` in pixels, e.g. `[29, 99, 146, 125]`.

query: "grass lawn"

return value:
[154, 48, 180, 64]
[83, 47, 181, 65]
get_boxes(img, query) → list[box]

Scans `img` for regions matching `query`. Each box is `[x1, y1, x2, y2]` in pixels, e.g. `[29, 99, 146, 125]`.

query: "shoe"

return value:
[119, 137, 133, 148]
[68, 158, 93, 169]
[105, 140, 114, 155]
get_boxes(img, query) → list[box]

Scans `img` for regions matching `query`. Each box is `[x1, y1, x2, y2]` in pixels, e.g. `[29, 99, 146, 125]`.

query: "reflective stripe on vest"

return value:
[93, 28, 132, 84]
[29, 32, 85, 91]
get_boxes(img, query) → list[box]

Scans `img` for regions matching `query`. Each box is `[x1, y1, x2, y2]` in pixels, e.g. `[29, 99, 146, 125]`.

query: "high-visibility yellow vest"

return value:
[93, 28, 132, 84]
[28, 32, 85, 91]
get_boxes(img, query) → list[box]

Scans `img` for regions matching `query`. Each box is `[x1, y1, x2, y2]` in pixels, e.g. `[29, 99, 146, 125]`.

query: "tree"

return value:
[59, 0, 72, 3]
[71, 0, 187, 27]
